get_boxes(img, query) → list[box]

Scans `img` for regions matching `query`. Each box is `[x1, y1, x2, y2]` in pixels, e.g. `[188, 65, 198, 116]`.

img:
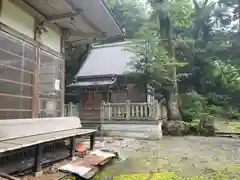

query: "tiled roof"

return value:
[75, 41, 136, 78]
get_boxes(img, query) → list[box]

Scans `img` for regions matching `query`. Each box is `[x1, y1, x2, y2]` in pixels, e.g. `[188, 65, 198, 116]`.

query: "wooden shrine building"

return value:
[68, 41, 153, 119]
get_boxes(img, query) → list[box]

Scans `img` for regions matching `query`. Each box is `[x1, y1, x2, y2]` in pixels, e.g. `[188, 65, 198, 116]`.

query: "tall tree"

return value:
[148, 0, 192, 120]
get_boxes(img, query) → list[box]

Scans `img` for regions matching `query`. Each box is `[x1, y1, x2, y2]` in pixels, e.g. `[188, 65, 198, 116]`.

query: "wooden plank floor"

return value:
[0, 129, 96, 153]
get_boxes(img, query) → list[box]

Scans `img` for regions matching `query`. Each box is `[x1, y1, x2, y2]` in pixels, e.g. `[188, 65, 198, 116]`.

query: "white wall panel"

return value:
[41, 25, 61, 53]
[0, 0, 35, 38]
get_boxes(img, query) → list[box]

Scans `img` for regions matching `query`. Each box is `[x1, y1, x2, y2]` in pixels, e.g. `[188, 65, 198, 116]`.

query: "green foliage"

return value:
[65, 0, 240, 121]
[125, 33, 186, 95]
[181, 91, 208, 122]
[105, 0, 146, 37]
[149, 0, 193, 29]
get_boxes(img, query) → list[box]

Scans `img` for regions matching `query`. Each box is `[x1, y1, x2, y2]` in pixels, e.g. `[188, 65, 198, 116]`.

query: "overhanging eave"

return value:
[17, 0, 123, 42]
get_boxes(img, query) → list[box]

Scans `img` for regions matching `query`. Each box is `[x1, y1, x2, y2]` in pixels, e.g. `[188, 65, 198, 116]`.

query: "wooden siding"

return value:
[79, 86, 147, 120]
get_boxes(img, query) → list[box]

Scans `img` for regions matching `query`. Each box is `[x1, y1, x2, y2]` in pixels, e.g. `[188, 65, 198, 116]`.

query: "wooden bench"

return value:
[0, 117, 97, 175]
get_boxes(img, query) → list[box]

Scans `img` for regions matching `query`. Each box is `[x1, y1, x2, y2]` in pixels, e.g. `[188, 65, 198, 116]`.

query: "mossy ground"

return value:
[94, 164, 240, 180]
[212, 119, 240, 133]
[92, 136, 240, 180]
[111, 169, 240, 180]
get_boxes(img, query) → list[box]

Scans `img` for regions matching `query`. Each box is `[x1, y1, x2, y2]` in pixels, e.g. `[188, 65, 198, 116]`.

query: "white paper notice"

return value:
[46, 101, 56, 113]
[55, 79, 60, 91]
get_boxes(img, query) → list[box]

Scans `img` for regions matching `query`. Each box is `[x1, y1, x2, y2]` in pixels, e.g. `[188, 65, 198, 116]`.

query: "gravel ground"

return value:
[21, 136, 240, 179]
[90, 136, 240, 179]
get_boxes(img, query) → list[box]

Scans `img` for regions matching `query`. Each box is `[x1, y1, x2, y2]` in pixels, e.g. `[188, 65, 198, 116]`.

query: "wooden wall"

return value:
[79, 85, 147, 120]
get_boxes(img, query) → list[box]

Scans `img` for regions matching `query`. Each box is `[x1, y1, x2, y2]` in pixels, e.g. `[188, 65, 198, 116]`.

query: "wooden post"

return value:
[60, 61, 65, 117]
[151, 100, 159, 120]
[144, 102, 148, 118]
[107, 102, 112, 120]
[69, 102, 73, 116]
[100, 101, 105, 137]
[90, 132, 95, 150]
[69, 136, 76, 158]
[100, 101, 105, 121]
[125, 100, 130, 120]
[156, 103, 160, 120]
[33, 144, 43, 176]
[140, 105, 144, 118]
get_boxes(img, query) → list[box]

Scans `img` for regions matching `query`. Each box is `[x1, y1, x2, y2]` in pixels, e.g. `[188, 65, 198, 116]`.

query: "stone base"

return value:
[34, 171, 43, 177]
[83, 120, 163, 140]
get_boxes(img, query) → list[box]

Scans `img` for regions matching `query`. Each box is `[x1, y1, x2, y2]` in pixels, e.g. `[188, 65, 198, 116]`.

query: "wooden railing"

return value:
[100, 100, 167, 121]
[65, 102, 79, 117]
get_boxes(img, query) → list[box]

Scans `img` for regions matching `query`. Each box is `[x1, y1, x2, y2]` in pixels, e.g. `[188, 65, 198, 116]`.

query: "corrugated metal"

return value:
[22, 0, 123, 41]
[59, 149, 116, 179]
[75, 42, 135, 77]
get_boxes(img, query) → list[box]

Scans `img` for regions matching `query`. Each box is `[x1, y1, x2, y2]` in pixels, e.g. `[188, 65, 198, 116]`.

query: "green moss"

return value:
[225, 164, 240, 172]
[112, 173, 149, 180]
[107, 170, 240, 180]
[230, 121, 240, 132]
[159, 143, 167, 147]
[216, 120, 240, 133]
[94, 166, 115, 180]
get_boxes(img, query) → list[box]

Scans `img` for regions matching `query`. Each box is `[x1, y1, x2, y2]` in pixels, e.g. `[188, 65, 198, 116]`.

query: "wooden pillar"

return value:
[90, 132, 95, 150]
[100, 101, 105, 121]
[60, 31, 68, 117]
[107, 102, 112, 121]
[33, 22, 41, 118]
[60, 60, 65, 117]
[107, 90, 112, 103]
[33, 144, 43, 176]
[69, 136, 76, 158]
[151, 100, 159, 120]
[125, 100, 130, 120]
[32, 45, 40, 118]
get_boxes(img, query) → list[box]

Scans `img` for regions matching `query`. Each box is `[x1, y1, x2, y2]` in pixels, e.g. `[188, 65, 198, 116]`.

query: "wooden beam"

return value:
[42, 11, 81, 24]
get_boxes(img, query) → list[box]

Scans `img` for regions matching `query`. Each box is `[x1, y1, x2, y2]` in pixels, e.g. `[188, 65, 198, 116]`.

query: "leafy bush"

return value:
[181, 91, 208, 122]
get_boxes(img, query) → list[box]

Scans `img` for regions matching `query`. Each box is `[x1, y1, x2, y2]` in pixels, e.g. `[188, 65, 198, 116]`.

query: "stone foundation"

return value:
[82, 120, 162, 140]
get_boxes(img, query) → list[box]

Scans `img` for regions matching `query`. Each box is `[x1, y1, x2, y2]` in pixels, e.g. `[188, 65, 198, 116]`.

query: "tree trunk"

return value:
[166, 17, 181, 121]
[166, 91, 181, 121]
[156, 0, 181, 121]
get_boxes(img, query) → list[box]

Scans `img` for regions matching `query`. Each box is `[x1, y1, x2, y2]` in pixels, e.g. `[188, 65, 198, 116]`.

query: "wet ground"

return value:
[21, 136, 240, 179]
[88, 136, 240, 179]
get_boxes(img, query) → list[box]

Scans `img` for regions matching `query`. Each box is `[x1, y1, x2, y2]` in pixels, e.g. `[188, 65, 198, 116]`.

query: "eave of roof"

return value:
[17, 0, 123, 43]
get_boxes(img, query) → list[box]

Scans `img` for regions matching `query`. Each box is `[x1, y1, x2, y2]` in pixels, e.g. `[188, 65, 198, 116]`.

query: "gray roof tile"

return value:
[75, 41, 135, 77]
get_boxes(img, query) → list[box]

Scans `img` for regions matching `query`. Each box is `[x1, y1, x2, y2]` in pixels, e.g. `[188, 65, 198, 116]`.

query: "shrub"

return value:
[180, 91, 207, 122]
